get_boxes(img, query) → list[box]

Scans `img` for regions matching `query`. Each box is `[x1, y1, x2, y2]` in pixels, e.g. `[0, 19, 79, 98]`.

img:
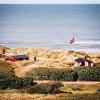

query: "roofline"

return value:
[75, 58, 93, 63]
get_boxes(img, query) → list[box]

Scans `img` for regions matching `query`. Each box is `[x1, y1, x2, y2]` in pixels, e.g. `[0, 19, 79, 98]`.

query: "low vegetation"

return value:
[26, 66, 100, 81]
[0, 60, 100, 100]
[0, 61, 15, 79]
[0, 61, 63, 95]
[27, 82, 63, 94]
[77, 66, 100, 81]
[0, 83, 100, 100]
[0, 61, 34, 90]
[26, 67, 78, 81]
[44, 92, 100, 100]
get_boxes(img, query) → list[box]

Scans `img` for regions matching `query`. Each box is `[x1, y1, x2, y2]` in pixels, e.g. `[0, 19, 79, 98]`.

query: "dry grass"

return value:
[0, 89, 46, 100]
[60, 83, 100, 97]
[0, 93, 46, 100]
[0, 82, 100, 100]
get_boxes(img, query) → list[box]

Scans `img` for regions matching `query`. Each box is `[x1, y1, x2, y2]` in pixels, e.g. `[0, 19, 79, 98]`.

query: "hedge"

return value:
[78, 66, 100, 81]
[26, 67, 100, 81]
[26, 67, 78, 81]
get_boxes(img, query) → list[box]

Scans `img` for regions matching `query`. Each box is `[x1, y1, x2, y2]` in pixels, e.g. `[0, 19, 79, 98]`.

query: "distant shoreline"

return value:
[0, 44, 100, 57]
[0, 45, 100, 55]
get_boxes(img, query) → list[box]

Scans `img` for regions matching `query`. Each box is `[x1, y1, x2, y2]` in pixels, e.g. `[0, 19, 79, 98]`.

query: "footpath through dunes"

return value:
[14, 63, 38, 77]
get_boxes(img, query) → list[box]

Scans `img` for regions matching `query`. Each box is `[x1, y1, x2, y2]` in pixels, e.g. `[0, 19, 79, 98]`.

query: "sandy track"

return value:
[15, 63, 38, 77]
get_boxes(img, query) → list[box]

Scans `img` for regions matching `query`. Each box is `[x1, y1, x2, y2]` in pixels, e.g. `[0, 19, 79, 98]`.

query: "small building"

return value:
[74, 58, 94, 67]
[5, 55, 29, 62]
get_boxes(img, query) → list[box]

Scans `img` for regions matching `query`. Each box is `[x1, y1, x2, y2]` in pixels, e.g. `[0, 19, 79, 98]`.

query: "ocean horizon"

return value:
[0, 4, 100, 52]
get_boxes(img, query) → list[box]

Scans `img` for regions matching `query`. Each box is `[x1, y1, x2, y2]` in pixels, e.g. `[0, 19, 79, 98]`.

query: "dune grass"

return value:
[0, 83, 100, 100]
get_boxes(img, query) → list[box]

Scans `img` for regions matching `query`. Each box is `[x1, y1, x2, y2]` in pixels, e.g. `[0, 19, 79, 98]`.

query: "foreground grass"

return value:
[43, 92, 100, 100]
[0, 90, 99, 100]
[0, 89, 46, 100]
[0, 83, 100, 100]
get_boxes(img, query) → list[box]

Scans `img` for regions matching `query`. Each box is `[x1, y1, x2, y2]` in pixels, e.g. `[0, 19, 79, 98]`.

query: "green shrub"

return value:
[9, 77, 22, 89]
[0, 77, 34, 89]
[21, 77, 34, 87]
[29, 82, 63, 94]
[0, 61, 16, 89]
[0, 61, 34, 89]
[0, 77, 22, 89]
[9, 77, 34, 89]
[0, 61, 15, 79]
[78, 67, 100, 81]
[0, 78, 9, 89]
[26, 67, 78, 81]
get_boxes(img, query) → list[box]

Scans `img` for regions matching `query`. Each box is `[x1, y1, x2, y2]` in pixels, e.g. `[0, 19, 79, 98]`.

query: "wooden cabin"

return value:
[5, 55, 29, 62]
[74, 58, 94, 67]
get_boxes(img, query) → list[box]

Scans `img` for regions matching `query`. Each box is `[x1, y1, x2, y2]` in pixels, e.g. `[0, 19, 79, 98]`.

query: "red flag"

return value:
[69, 37, 74, 44]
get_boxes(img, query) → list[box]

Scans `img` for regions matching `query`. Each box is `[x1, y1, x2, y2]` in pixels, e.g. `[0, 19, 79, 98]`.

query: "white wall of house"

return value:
[85, 61, 89, 66]
[74, 61, 94, 67]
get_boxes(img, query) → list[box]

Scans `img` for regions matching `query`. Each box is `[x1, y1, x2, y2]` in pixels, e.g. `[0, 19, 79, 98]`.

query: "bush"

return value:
[78, 67, 100, 81]
[21, 77, 34, 87]
[0, 77, 34, 89]
[29, 82, 63, 94]
[8, 77, 22, 89]
[0, 61, 16, 89]
[0, 61, 35, 90]
[0, 61, 15, 79]
[9, 77, 34, 89]
[26, 67, 78, 81]
[0, 78, 9, 89]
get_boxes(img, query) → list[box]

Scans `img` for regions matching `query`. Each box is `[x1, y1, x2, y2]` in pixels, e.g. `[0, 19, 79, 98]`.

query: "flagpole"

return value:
[73, 42, 74, 51]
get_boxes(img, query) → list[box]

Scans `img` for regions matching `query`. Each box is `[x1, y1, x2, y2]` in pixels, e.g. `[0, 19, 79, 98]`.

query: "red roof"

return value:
[5, 57, 16, 62]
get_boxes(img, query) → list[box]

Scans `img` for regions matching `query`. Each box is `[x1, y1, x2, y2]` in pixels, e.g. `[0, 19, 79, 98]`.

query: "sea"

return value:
[0, 4, 100, 52]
